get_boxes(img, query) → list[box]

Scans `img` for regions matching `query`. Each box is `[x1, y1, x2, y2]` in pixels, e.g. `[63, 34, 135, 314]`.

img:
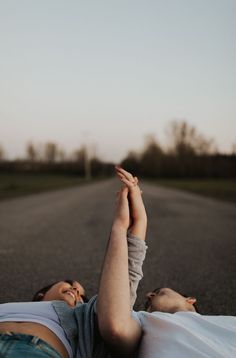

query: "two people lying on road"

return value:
[98, 168, 236, 358]
[1, 166, 235, 358]
[0, 167, 147, 358]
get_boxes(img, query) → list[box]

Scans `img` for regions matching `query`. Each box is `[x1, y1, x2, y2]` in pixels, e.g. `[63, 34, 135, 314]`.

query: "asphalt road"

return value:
[0, 179, 235, 315]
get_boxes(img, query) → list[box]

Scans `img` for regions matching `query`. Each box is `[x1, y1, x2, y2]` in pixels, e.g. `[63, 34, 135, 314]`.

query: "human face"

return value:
[145, 287, 197, 313]
[42, 281, 86, 307]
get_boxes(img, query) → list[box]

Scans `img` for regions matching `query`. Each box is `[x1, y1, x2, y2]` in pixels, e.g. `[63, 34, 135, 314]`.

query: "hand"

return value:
[115, 166, 140, 192]
[115, 167, 147, 223]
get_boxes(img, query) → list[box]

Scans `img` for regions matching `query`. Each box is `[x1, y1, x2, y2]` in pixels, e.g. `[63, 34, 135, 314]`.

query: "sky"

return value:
[0, 0, 235, 162]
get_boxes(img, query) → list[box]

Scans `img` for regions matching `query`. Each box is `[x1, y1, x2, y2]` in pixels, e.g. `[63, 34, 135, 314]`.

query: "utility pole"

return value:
[84, 145, 91, 180]
[82, 131, 92, 180]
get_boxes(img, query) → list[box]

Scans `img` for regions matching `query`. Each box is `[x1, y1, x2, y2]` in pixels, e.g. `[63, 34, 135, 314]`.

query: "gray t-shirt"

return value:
[53, 234, 147, 357]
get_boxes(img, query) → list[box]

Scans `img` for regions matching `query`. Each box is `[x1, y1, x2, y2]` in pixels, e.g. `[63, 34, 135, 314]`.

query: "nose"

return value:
[71, 286, 85, 303]
[71, 286, 80, 297]
[146, 292, 156, 299]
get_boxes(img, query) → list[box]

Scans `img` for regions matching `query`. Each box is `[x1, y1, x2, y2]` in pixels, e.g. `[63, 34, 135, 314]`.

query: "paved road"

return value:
[0, 179, 235, 315]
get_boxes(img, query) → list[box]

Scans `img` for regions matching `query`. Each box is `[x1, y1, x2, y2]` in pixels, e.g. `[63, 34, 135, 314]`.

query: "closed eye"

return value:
[153, 288, 161, 294]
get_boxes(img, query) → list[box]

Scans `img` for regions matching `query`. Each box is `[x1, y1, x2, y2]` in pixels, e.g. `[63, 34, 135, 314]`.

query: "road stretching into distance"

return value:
[0, 178, 235, 315]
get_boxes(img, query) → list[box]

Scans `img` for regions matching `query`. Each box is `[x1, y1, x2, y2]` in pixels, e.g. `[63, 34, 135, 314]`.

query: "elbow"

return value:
[98, 320, 127, 345]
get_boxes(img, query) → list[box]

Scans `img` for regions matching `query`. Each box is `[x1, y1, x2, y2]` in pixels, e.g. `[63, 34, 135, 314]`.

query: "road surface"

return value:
[0, 179, 235, 315]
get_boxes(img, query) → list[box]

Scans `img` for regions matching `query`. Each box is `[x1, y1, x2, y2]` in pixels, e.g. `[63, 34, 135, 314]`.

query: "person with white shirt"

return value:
[98, 167, 236, 358]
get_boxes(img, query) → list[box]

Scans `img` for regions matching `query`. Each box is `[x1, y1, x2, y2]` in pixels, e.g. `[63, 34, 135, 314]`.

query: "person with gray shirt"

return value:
[0, 167, 147, 357]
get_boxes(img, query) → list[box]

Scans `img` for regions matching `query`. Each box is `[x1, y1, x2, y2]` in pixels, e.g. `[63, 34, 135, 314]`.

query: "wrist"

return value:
[111, 221, 128, 235]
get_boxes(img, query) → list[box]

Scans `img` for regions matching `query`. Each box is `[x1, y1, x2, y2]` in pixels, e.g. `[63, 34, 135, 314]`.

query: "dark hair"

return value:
[32, 279, 89, 303]
[147, 287, 200, 313]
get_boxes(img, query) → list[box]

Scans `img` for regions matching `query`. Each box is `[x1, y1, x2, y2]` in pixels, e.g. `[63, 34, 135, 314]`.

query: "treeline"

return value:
[0, 142, 114, 178]
[1, 120, 236, 179]
[121, 121, 236, 178]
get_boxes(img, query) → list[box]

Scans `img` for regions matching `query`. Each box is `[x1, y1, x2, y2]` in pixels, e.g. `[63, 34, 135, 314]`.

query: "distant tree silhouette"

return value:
[26, 142, 39, 162]
[58, 148, 66, 162]
[166, 120, 195, 156]
[121, 151, 140, 175]
[231, 143, 236, 155]
[120, 120, 236, 178]
[0, 144, 5, 161]
[44, 142, 58, 163]
[73, 146, 85, 162]
[166, 120, 216, 156]
[73, 146, 91, 179]
[140, 134, 164, 177]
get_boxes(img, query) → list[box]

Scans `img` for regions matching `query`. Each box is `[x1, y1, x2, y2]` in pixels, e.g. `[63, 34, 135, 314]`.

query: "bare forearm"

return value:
[129, 220, 147, 241]
[98, 223, 132, 334]
[129, 192, 147, 241]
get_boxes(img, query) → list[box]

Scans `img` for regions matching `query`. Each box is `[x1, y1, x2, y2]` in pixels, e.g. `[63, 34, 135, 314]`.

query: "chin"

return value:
[59, 296, 73, 306]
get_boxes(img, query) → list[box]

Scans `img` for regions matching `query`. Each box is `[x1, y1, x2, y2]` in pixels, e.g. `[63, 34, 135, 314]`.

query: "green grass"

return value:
[151, 179, 236, 204]
[0, 173, 87, 201]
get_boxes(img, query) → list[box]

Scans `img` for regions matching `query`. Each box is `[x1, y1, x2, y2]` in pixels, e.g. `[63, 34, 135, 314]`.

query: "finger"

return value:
[116, 172, 135, 186]
[116, 172, 125, 179]
[116, 167, 133, 179]
[134, 176, 139, 185]
[116, 171, 137, 188]
[120, 177, 136, 188]
[115, 167, 135, 183]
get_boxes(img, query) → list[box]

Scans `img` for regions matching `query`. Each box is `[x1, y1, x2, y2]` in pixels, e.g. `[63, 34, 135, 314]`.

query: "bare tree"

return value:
[73, 147, 85, 162]
[166, 120, 216, 156]
[58, 147, 66, 162]
[73, 146, 91, 179]
[195, 136, 217, 155]
[44, 142, 58, 162]
[231, 143, 236, 155]
[26, 142, 38, 162]
[0, 144, 5, 161]
[140, 134, 164, 176]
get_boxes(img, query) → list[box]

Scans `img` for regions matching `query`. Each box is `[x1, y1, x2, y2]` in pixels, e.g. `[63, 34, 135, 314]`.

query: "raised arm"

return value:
[116, 167, 148, 308]
[97, 169, 146, 356]
[116, 166, 147, 241]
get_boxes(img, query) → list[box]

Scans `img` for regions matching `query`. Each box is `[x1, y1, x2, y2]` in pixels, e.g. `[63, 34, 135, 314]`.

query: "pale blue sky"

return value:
[0, 0, 235, 161]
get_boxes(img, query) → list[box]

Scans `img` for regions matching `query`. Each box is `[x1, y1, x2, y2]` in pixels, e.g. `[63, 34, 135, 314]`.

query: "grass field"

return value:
[0, 173, 87, 201]
[1, 173, 236, 204]
[153, 179, 236, 204]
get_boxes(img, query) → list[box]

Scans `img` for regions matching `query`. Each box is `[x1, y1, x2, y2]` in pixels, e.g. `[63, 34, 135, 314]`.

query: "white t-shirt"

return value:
[132, 310, 236, 358]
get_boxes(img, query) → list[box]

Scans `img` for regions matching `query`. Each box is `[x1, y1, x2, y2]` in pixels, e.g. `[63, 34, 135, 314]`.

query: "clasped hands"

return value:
[113, 167, 147, 238]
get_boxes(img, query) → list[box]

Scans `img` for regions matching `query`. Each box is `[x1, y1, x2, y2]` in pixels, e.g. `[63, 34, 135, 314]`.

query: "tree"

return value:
[231, 143, 236, 155]
[58, 148, 66, 162]
[0, 144, 5, 161]
[140, 134, 164, 177]
[73, 146, 91, 179]
[44, 142, 58, 162]
[166, 120, 216, 156]
[121, 151, 140, 175]
[26, 142, 38, 161]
